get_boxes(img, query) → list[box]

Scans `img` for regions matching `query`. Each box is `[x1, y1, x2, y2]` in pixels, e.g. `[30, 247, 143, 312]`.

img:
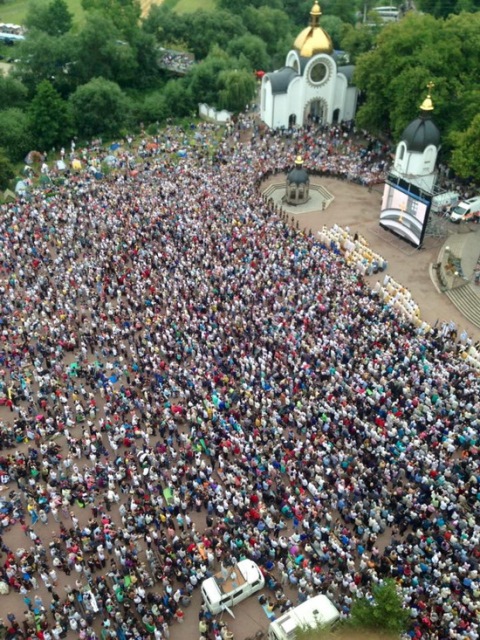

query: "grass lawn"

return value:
[0, 0, 215, 26]
[0, 0, 85, 26]
[175, 0, 215, 12]
[141, 0, 215, 16]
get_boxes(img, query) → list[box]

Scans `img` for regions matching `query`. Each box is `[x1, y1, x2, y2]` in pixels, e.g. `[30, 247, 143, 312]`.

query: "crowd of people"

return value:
[157, 49, 196, 75]
[0, 118, 478, 640]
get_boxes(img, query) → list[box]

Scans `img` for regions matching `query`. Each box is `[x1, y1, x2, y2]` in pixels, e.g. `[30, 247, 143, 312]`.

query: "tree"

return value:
[128, 30, 160, 90]
[352, 11, 478, 138]
[28, 80, 73, 151]
[0, 75, 28, 110]
[323, 0, 356, 24]
[227, 34, 270, 71]
[0, 109, 32, 161]
[75, 14, 138, 87]
[282, 0, 312, 27]
[340, 25, 376, 63]
[182, 10, 247, 60]
[70, 77, 130, 138]
[141, 4, 188, 46]
[296, 628, 405, 640]
[186, 48, 236, 107]
[242, 6, 293, 55]
[161, 78, 195, 118]
[0, 148, 15, 191]
[217, 0, 283, 12]
[416, 0, 480, 18]
[449, 114, 480, 182]
[219, 68, 256, 113]
[141, 91, 168, 124]
[81, 0, 142, 41]
[319, 16, 348, 49]
[13, 31, 78, 96]
[26, 0, 73, 36]
[346, 579, 409, 636]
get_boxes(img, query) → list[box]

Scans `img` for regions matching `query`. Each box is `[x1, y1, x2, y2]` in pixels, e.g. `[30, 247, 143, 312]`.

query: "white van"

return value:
[201, 559, 265, 615]
[450, 196, 480, 222]
[430, 191, 459, 214]
[268, 595, 340, 640]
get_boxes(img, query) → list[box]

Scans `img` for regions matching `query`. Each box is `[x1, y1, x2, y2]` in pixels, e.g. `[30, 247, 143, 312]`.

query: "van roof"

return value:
[271, 594, 340, 636]
[202, 560, 259, 600]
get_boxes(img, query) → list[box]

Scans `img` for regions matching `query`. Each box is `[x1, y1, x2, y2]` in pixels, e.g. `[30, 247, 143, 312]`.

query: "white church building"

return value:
[260, 1, 358, 129]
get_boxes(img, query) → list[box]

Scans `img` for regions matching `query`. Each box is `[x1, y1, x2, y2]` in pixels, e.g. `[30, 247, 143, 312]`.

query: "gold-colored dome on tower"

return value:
[419, 81, 435, 112]
[294, 1, 333, 57]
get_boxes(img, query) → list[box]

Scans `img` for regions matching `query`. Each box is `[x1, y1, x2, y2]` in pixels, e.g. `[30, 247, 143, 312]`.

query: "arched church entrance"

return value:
[305, 98, 328, 125]
[288, 113, 297, 128]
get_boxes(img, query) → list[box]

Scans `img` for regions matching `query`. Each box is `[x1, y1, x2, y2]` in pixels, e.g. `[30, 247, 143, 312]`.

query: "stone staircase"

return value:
[446, 283, 480, 329]
[263, 184, 279, 199]
[313, 184, 335, 202]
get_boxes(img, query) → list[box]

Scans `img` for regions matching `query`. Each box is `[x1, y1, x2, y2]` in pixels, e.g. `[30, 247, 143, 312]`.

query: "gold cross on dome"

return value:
[427, 81, 435, 94]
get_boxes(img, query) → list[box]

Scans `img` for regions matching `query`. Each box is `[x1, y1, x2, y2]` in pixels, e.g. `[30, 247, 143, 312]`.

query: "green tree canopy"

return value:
[282, 0, 313, 27]
[416, 0, 480, 18]
[242, 6, 293, 55]
[227, 34, 271, 71]
[81, 0, 142, 40]
[319, 15, 348, 49]
[353, 11, 480, 143]
[161, 78, 195, 118]
[141, 4, 188, 46]
[182, 10, 247, 60]
[0, 109, 32, 161]
[25, 0, 73, 36]
[186, 47, 238, 107]
[141, 90, 168, 124]
[75, 13, 138, 87]
[340, 25, 377, 63]
[217, 0, 283, 12]
[28, 80, 73, 151]
[219, 68, 256, 113]
[0, 149, 15, 191]
[69, 77, 130, 138]
[449, 113, 480, 182]
[0, 75, 29, 110]
[127, 30, 159, 89]
[346, 579, 409, 636]
[322, 0, 356, 24]
[13, 30, 78, 96]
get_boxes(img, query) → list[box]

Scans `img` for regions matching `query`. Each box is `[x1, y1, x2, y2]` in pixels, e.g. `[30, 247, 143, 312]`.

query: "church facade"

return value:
[260, 1, 358, 129]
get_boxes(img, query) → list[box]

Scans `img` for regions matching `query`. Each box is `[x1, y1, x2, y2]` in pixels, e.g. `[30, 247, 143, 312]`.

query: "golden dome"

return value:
[294, 1, 333, 57]
[419, 81, 435, 111]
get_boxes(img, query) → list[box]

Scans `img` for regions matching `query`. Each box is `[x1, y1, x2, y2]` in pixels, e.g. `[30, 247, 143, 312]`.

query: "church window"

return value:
[309, 62, 329, 85]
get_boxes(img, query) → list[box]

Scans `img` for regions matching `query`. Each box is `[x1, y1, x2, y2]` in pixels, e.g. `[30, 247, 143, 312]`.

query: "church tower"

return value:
[260, 1, 358, 129]
[379, 84, 440, 248]
[391, 83, 440, 193]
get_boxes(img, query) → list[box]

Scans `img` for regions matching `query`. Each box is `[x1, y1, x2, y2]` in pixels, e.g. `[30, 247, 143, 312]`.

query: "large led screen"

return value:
[379, 181, 431, 248]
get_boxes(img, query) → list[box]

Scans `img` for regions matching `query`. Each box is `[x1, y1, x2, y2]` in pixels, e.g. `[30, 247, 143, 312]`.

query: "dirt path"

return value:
[140, 0, 163, 18]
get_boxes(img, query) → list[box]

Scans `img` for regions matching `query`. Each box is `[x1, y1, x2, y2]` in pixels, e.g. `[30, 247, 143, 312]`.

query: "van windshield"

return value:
[452, 205, 468, 216]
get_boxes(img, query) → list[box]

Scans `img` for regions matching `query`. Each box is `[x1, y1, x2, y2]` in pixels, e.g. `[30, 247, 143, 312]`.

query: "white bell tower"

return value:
[391, 82, 440, 194]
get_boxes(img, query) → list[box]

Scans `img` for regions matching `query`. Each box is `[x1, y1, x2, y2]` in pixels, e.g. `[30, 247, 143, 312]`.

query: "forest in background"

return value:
[0, 0, 479, 186]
